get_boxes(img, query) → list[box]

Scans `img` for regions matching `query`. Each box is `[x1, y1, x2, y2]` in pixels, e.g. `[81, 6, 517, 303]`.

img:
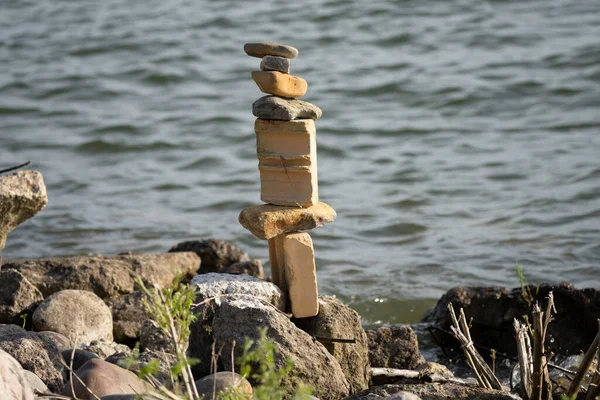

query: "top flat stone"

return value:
[238, 202, 336, 240]
[244, 42, 299, 59]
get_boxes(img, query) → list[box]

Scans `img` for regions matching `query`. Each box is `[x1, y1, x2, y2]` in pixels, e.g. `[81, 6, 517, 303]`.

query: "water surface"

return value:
[1, 0, 599, 324]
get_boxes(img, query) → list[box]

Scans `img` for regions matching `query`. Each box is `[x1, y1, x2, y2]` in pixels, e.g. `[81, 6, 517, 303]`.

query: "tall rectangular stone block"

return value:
[283, 232, 319, 318]
[255, 119, 318, 208]
[267, 234, 286, 292]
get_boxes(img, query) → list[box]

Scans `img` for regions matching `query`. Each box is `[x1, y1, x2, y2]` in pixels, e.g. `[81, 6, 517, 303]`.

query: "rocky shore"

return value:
[2, 231, 599, 399]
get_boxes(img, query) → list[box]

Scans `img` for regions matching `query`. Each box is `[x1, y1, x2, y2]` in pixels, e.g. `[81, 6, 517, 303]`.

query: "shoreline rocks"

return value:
[168, 238, 252, 274]
[0, 324, 65, 392]
[422, 282, 600, 355]
[1, 252, 200, 299]
[0, 269, 43, 327]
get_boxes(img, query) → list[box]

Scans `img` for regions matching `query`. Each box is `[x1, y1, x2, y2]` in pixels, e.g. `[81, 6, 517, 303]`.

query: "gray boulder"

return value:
[0, 269, 43, 326]
[422, 283, 600, 355]
[189, 273, 286, 378]
[194, 296, 350, 399]
[107, 291, 149, 345]
[0, 170, 48, 252]
[139, 318, 170, 352]
[253, 95, 322, 121]
[62, 349, 99, 372]
[195, 371, 253, 399]
[169, 238, 252, 274]
[61, 358, 152, 399]
[37, 331, 72, 352]
[81, 339, 131, 359]
[33, 289, 113, 344]
[22, 369, 48, 395]
[0, 324, 65, 392]
[0, 348, 35, 400]
[222, 259, 264, 279]
[367, 326, 425, 370]
[293, 296, 371, 393]
[106, 348, 177, 385]
[1, 252, 200, 299]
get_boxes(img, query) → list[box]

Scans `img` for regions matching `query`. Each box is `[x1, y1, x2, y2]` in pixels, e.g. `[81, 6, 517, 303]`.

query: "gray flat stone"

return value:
[244, 42, 298, 59]
[253, 95, 322, 121]
[260, 55, 291, 73]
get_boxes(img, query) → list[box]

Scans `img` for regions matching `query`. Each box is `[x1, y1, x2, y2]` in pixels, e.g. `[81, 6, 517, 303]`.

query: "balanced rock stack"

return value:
[240, 42, 336, 318]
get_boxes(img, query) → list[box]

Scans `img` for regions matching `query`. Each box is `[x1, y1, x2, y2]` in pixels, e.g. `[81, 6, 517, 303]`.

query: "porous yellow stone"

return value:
[283, 232, 318, 318]
[255, 119, 318, 207]
[251, 71, 307, 98]
[238, 202, 336, 240]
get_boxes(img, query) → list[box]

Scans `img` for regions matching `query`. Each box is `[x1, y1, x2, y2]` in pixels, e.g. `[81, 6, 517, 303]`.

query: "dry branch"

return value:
[567, 319, 600, 398]
[448, 303, 503, 390]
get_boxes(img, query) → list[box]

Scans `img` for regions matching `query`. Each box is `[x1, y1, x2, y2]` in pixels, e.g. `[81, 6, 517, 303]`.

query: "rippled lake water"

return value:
[1, 0, 599, 324]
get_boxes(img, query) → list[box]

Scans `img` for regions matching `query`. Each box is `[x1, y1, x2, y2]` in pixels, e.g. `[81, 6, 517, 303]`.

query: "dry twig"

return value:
[448, 303, 503, 390]
[567, 319, 600, 398]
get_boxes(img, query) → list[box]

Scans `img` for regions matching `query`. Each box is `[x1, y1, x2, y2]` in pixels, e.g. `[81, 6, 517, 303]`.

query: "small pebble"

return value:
[260, 55, 291, 74]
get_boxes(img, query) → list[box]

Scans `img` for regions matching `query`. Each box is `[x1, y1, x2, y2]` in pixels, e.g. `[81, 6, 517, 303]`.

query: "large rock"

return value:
[346, 383, 521, 400]
[422, 283, 600, 355]
[169, 239, 251, 274]
[0, 324, 65, 392]
[189, 273, 286, 377]
[253, 95, 322, 121]
[2, 252, 200, 299]
[106, 349, 176, 385]
[33, 289, 113, 344]
[244, 42, 298, 59]
[81, 339, 131, 359]
[367, 326, 425, 370]
[0, 269, 43, 325]
[239, 202, 337, 240]
[22, 369, 48, 395]
[0, 348, 35, 400]
[139, 319, 170, 352]
[195, 371, 253, 399]
[62, 349, 99, 372]
[0, 170, 48, 252]
[222, 260, 264, 279]
[293, 296, 371, 393]
[209, 296, 350, 399]
[61, 359, 152, 399]
[107, 292, 149, 345]
[37, 331, 71, 352]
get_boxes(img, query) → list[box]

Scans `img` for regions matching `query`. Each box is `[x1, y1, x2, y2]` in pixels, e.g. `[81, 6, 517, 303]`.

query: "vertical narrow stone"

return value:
[283, 232, 319, 318]
[268, 234, 286, 292]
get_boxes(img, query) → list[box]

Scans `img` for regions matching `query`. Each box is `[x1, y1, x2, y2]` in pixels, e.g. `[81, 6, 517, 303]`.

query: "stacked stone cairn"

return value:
[240, 42, 336, 318]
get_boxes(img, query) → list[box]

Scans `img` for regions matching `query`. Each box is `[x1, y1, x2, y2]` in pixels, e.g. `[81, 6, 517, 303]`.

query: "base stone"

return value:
[283, 232, 319, 318]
